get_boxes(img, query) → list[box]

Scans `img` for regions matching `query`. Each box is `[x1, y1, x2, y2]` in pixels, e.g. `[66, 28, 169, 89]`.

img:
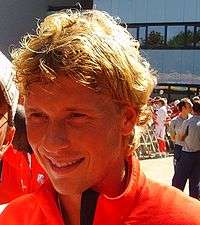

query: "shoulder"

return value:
[181, 118, 190, 127]
[0, 182, 62, 225]
[158, 106, 167, 115]
[161, 106, 167, 112]
[3, 193, 37, 211]
[171, 115, 177, 121]
[126, 178, 200, 225]
[0, 194, 42, 225]
[0, 181, 55, 225]
[3, 145, 25, 164]
[186, 115, 194, 122]
[170, 117, 178, 125]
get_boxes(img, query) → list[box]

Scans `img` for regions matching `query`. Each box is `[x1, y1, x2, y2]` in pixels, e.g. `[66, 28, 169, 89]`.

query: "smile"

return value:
[50, 158, 83, 168]
[45, 156, 85, 174]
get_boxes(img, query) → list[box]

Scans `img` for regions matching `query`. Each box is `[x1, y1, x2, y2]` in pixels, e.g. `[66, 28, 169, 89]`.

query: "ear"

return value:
[4, 127, 15, 146]
[121, 106, 137, 136]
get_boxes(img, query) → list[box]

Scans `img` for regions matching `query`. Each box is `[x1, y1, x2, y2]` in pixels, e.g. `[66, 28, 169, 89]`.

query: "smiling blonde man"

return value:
[1, 10, 200, 225]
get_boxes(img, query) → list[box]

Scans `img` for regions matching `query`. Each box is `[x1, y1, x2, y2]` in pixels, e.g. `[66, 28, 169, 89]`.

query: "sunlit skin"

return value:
[24, 74, 137, 225]
[178, 102, 193, 142]
[179, 102, 193, 119]
[183, 102, 193, 115]
[25, 75, 136, 199]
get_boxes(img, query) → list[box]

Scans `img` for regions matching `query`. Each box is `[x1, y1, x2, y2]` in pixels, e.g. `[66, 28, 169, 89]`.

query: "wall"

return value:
[94, 0, 200, 23]
[0, 0, 47, 58]
[0, 0, 199, 77]
[144, 50, 200, 75]
[94, 0, 200, 76]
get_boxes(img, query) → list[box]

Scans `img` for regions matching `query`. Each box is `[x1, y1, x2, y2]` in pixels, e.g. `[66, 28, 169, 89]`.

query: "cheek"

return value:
[26, 125, 47, 168]
[82, 125, 122, 183]
[26, 123, 46, 149]
[81, 121, 121, 159]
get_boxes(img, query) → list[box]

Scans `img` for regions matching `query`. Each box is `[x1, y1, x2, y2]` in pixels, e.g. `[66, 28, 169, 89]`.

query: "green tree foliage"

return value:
[168, 30, 200, 47]
[194, 30, 200, 46]
[147, 31, 164, 47]
[167, 31, 186, 47]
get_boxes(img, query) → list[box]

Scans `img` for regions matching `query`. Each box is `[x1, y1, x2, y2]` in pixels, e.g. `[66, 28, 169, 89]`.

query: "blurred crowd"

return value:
[144, 95, 200, 157]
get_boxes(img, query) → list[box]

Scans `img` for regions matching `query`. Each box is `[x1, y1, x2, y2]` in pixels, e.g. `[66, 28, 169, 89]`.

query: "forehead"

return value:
[25, 76, 116, 113]
[184, 102, 192, 107]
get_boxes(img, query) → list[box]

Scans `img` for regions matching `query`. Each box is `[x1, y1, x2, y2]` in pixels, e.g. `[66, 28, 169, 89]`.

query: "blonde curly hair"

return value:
[11, 9, 156, 148]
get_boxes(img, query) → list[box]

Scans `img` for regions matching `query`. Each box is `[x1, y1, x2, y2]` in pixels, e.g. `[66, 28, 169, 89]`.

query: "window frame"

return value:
[127, 22, 200, 49]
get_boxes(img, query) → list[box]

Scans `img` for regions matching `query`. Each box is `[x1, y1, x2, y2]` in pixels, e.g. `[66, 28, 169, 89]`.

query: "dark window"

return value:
[127, 22, 200, 49]
[147, 26, 165, 47]
[194, 26, 200, 47]
[167, 26, 185, 48]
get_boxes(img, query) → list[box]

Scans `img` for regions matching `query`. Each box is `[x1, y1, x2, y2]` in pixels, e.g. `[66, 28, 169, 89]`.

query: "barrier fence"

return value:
[136, 125, 174, 159]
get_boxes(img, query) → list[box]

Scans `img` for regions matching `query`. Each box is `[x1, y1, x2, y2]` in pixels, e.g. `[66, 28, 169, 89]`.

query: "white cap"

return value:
[0, 51, 19, 122]
[174, 100, 180, 106]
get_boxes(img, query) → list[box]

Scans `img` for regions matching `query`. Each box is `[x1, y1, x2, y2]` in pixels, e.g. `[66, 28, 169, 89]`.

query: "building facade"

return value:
[0, 0, 199, 99]
[94, 0, 200, 99]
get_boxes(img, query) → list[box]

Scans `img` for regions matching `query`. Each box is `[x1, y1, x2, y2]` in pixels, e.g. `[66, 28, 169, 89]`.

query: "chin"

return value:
[51, 180, 84, 195]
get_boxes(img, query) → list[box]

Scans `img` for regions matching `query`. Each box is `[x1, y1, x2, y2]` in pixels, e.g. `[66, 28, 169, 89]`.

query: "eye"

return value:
[27, 112, 48, 124]
[65, 112, 88, 126]
[69, 112, 87, 118]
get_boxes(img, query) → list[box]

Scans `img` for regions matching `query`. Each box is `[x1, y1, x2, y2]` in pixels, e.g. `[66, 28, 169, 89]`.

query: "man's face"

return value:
[183, 102, 193, 114]
[25, 76, 128, 195]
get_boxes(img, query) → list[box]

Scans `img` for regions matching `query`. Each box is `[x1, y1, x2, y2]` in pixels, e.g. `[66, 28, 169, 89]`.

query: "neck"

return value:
[59, 194, 81, 225]
[58, 154, 130, 224]
[92, 158, 129, 197]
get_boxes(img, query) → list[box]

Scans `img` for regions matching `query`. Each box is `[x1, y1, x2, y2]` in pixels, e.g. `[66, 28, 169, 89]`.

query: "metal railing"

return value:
[135, 125, 173, 159]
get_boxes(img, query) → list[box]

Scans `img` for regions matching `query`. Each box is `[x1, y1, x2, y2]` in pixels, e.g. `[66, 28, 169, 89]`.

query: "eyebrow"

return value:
[25, 108, 42, 113]
[25, 107, 94, 114]
[63, 107, 92, 112]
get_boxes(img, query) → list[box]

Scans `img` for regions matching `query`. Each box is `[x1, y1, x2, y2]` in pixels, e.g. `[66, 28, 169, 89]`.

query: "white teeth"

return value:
[47, 157, 81, 168]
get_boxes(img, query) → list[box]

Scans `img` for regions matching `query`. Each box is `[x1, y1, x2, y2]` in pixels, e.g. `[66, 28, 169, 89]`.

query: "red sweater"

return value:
[0, 145, 46, 204]
[1, 156, 200, 225]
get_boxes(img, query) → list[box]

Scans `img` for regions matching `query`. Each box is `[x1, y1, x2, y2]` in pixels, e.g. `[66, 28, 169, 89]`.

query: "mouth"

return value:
[45, 156, 85, 175]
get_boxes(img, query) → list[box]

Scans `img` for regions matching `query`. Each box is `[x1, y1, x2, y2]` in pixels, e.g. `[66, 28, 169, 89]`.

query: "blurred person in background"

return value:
[169, 100, 180, 119]
[192, 96, 200, 103]
[0, 53, 46, 206]
[169, 98, 193, 171]
[154, 98, 168, 157]
[12, 104, 46, 193]
[0, 51, 19, 204]
[172, 101, 200, 200]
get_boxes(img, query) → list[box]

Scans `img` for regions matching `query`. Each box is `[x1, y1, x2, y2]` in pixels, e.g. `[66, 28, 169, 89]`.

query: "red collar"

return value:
[34, 180, 65, 225]
[33, 156, 144, 225]
[93, 156, 145, 225]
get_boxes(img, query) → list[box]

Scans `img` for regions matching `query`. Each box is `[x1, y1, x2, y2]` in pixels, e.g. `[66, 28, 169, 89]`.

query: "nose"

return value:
[42, 120, 70, 153]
